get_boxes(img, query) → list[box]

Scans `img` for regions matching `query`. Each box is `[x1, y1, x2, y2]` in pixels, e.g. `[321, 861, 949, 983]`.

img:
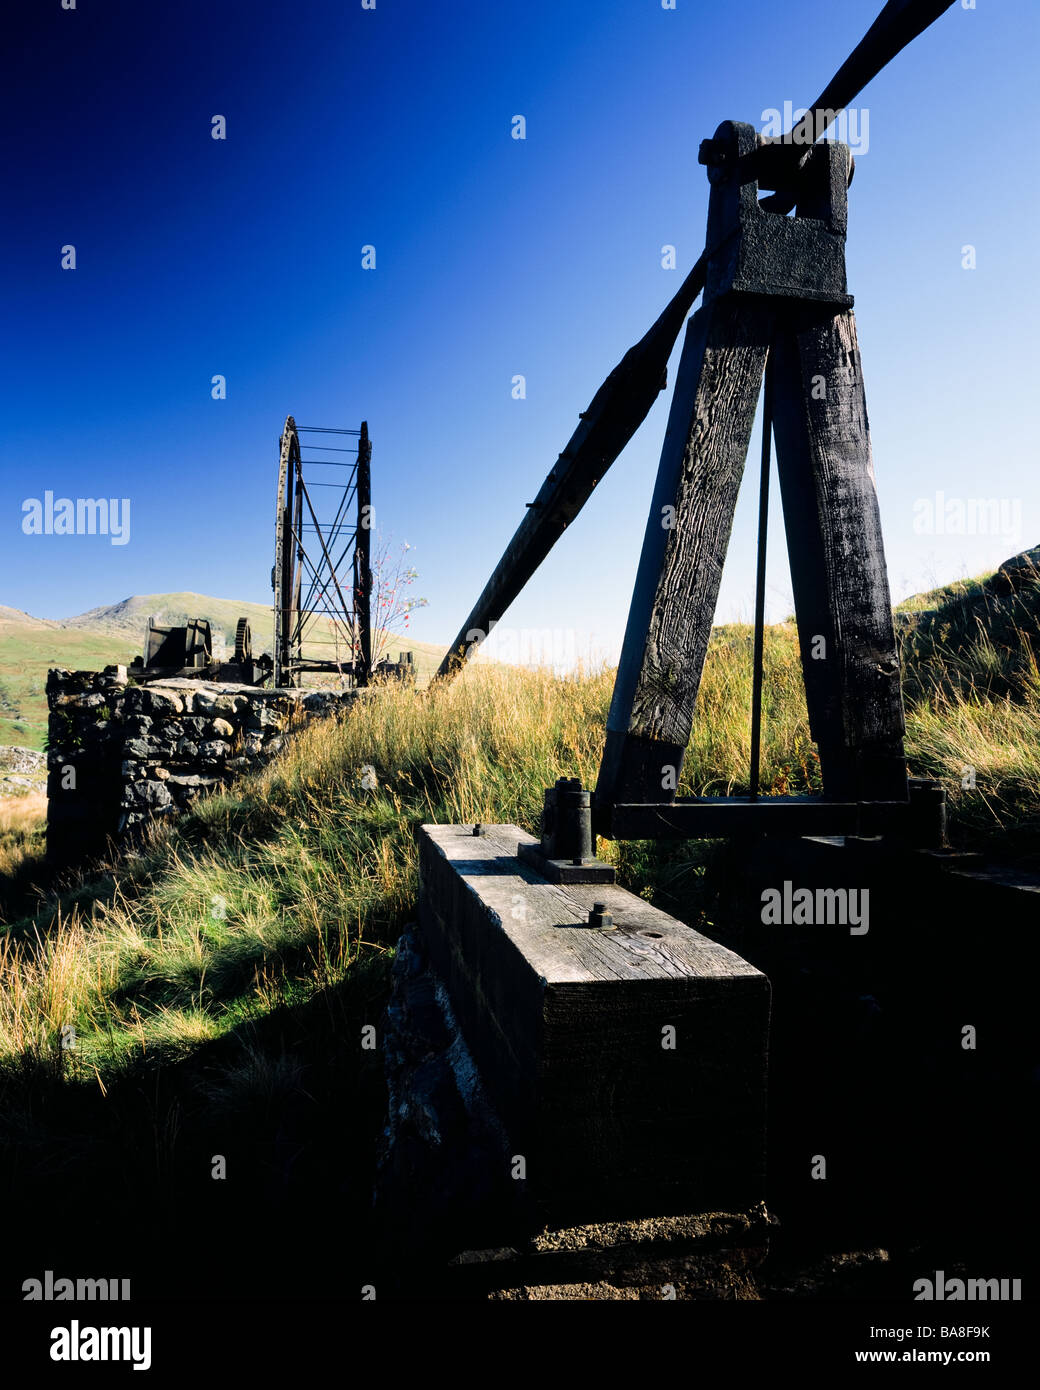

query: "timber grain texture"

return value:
[770, 306, 906, 799]
[418, 823, 770, 1225]
[598, 295, 772, 805]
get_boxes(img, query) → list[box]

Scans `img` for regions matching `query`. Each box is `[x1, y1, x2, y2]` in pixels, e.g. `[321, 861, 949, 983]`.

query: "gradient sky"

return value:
[2, 0, 1037, 666]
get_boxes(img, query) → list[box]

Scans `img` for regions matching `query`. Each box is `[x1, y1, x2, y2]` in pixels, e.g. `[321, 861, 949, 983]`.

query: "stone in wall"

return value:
[46, 667, 361, 865]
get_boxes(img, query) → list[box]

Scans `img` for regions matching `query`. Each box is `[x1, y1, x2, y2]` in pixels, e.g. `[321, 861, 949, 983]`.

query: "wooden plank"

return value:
[596, 294, 773, 806]
[422, 823, 761, 983]
[418, 823, 769, 1224]
[603, 795, 912, 840]
[769, 306, 907, 799]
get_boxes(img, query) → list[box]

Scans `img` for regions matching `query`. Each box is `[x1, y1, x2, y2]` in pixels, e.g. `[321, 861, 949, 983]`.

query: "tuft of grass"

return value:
[684, 623, 821, 797]
[0, 792, 47, 879]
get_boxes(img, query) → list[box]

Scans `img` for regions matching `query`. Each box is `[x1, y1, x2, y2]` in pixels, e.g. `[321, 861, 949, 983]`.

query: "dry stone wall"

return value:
[46, 666, 359, 864]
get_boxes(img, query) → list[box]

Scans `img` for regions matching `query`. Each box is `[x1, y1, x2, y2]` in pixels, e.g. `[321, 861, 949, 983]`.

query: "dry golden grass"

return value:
[0, 792, 46, 878]
[0, 602, 1036, 1079]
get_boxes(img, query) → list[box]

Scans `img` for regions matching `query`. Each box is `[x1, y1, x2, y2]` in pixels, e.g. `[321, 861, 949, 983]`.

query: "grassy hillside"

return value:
[63, 591, 276, 643]
[897, 547, 1039, 707]
[0, 557, 1035, 1295]
[0, 592, 447, 749]
[2, 551, 1038, 1066]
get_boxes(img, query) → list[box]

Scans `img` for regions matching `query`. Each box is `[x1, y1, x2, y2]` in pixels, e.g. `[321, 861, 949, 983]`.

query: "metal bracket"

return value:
[517, 777, 616, 884]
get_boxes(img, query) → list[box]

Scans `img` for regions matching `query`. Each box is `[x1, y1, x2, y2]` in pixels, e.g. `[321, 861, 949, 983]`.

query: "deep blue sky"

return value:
[2, 0, 1036, 663]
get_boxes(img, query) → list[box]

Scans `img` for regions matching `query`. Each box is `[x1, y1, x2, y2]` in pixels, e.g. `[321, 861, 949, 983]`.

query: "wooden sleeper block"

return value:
[418, 822, 770, 1227]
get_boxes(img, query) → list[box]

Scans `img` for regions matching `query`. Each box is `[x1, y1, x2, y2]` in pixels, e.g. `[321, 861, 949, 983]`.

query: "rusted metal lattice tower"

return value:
[272, 416, 372, 689]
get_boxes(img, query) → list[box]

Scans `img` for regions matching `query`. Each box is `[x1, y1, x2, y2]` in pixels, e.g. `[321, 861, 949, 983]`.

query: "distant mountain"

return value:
[57, 592, 441, 668]
[60, 592, 277, 650]
[57, 591, 444, 671]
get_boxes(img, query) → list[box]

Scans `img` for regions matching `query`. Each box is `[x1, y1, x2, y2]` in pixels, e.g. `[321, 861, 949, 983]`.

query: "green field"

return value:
[0, 616, 138, 748]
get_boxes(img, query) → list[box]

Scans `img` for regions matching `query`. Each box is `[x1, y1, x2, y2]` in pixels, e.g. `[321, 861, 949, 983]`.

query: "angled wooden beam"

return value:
[434, 255, 708, 682]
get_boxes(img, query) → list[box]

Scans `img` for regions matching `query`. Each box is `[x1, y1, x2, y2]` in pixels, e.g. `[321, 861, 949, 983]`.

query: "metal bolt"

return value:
[544, 778, 593, 863]
[472, 823, 483, 837]
[588, 902, 614, 929]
